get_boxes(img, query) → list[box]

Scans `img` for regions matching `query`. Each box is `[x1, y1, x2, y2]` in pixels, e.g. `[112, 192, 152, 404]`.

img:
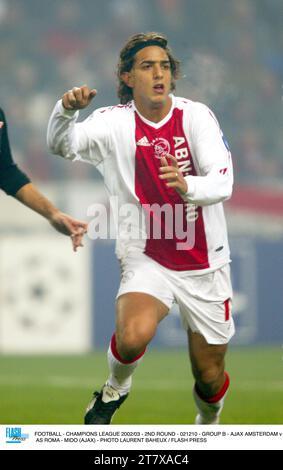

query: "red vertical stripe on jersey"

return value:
[134, 107, 209, 271]
[224, 298, 230, 321]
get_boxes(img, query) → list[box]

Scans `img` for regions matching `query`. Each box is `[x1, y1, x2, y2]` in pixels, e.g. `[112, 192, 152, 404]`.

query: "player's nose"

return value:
[153, 64, 163, 79]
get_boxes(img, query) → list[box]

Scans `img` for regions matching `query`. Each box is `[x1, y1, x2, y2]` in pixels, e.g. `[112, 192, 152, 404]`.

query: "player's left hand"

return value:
[49, 211, 88, 252]
[159, 154, 188, 197]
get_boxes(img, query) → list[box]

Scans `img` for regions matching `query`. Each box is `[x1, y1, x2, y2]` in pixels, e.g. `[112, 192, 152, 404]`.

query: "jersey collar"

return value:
[132, 94, 175, 129]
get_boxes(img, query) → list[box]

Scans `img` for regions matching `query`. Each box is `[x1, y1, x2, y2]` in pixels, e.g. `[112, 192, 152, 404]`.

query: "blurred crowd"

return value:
[0, 0, 282, 185]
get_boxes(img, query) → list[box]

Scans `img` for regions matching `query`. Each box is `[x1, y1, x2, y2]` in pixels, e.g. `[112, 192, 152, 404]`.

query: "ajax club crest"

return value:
[152, 137, 171, 159]
[136, 136, 171, 159]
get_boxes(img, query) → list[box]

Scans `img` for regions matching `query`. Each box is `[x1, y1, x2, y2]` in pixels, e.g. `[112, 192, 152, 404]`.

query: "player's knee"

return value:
[116, 339, 145, 362]
[195, 364, 224, 386]
[116, 325, 154, 361]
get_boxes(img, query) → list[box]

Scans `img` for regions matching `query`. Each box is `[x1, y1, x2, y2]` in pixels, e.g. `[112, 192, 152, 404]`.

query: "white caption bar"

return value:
[1, 425, 283, 451]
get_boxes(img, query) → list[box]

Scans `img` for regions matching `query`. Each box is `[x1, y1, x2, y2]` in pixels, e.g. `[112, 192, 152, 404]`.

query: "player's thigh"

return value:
[115, 252, 173, 345]
[176, 264, 234, 356]
[187, 328, 228, 378]
[116, 292, 169, 343]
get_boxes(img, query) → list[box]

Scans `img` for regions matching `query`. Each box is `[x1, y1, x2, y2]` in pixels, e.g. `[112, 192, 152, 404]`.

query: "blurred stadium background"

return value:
[0, 0, 283, 424]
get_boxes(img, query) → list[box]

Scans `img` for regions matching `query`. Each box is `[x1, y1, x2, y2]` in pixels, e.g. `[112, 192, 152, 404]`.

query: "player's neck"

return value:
[134, 96, 172, 123]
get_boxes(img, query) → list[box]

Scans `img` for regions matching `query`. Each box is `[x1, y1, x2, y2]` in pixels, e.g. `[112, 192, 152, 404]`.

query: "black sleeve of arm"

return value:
[0, 108, 31, 196]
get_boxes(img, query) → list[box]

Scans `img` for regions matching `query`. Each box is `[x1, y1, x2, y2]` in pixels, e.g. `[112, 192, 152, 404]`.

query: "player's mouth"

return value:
[153, 84, 165, 94]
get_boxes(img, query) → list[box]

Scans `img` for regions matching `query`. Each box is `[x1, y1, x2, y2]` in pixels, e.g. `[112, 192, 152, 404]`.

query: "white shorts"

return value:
[116, 252, 235, 345]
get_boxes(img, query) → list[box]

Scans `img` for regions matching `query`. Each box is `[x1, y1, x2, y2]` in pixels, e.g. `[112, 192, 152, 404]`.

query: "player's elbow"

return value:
[46, 121, 64, 156]
[46, 134, 64, 158]
[220, 181, 233, 202]
[46, 131, 57, 155]
[47, 139, 56, 155]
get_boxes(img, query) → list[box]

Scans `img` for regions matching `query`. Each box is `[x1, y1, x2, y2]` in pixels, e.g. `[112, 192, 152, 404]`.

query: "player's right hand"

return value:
[62, 85, 97, 110]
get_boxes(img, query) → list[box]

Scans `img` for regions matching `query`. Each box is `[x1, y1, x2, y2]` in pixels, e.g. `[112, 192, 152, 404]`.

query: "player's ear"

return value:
[121, 71, 134, 89]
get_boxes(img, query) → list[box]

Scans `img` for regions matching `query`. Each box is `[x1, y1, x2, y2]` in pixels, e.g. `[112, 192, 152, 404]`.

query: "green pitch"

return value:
[0, 346, 282, 424]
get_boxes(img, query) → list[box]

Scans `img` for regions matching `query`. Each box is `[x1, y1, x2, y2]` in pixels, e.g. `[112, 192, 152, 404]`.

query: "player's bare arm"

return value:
[15, 183, 87, 252]
[159, 154, 188, 197]
[62, 85, 97, 110]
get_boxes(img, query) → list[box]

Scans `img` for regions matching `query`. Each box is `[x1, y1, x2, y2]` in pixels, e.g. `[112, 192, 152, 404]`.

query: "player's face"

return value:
[125, 46, 172, 112]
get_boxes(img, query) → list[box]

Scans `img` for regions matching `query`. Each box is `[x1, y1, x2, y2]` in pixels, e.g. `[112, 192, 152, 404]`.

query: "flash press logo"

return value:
[6, 427, 29, 444]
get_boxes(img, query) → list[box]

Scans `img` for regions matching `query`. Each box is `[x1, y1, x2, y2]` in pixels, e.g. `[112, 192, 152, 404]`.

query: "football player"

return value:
[48, 32, 234, 424]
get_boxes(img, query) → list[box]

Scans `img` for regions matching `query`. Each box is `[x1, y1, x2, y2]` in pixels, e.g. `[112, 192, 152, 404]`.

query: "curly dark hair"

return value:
[117, 32, 181, 104]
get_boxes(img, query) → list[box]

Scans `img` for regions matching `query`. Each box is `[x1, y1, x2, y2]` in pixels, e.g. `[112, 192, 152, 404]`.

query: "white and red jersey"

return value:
[47, 95, 233, 274]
